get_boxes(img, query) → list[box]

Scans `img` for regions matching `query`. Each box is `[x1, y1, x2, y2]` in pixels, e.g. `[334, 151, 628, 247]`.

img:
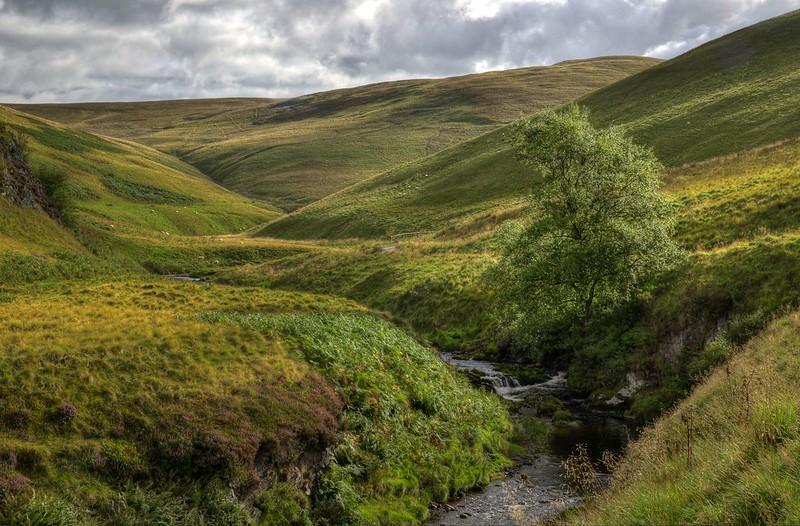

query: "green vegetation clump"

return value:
[489, 106, 682, 342]
[215, 242, 497, 352]
[204, 311, 511, 525]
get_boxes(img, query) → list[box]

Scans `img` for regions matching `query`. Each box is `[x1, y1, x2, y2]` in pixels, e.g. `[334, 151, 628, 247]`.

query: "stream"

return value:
[429, 354, 632, 525]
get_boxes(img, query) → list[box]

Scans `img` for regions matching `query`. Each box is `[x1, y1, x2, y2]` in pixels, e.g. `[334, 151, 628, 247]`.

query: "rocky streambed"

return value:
[430, 354, 632, 525]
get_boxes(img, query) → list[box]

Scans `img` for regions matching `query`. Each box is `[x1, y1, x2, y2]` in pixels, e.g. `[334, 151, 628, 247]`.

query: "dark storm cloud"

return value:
[0, 0, 798, 102]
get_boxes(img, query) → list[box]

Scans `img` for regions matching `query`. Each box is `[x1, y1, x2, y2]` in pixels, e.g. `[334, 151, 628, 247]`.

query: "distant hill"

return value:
[584, 8, 800, 165]
[261, 10, 800, 240]
[13, 57, 658, 211]
[0, 105, 278, 281]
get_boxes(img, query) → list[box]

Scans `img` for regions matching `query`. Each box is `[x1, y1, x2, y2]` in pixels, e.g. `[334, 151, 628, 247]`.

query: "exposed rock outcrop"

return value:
[0, 126, 51, 214]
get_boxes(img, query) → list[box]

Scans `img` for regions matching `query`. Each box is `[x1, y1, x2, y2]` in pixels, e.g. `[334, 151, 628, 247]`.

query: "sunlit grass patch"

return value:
[203, 311, 512, 524]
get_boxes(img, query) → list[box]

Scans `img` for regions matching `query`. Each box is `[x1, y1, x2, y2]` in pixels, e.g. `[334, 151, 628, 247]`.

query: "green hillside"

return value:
[0, 106, 511, 525]
[14, 56, 657, 211]
[0, 280, 509, 526]
[0, 105, 279, 282]
[262, 10, 800, 240]
[0, 105, 277, 236]
[584, 8, 800, 166]
[564, 306, 800, 525]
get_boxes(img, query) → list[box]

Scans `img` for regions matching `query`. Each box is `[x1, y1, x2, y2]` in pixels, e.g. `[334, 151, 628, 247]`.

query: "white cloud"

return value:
[0, 0, 798, 102]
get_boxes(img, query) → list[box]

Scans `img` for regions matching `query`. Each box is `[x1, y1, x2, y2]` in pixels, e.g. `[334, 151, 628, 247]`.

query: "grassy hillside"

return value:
[584, 8, 800, 166]
[0, 105, 280, 282]
[14, 57, 658, 211]
[263, 10, 800, 240]
[0, 280, 509, 525]
[0, 106, 278, 235]
[563, 307, 800, 525]
[259, 127, 526, 239]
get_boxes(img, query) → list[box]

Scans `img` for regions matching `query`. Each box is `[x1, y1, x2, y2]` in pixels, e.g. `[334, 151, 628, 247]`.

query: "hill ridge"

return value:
[12, 56, 659, 211]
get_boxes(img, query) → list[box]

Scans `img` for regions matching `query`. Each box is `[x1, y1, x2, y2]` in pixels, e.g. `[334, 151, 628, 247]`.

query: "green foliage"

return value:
[97, 483, 252, 526]
[489, 106, 683, 340]
[204, 312, 511, 525]
[256, 482, 311, 526]
[0, 495, 89, 526]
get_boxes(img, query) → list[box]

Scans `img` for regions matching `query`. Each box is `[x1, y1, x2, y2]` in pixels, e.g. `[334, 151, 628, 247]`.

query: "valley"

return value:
[1, 6, 800, 526]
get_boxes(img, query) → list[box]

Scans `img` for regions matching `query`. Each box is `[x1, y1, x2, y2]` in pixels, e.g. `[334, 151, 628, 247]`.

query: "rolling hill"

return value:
[0, 105, 511, 525]
[0, 105, 279, 282]
[261, 9, 800, 240]
[14, 56, 658, 211]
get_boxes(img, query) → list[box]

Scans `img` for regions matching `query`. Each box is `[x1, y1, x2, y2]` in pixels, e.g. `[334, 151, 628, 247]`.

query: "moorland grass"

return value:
[0, 280, 510, 525]
[561, 308, 800, 525]
[204, 311, 510, 524]
[14, 57, 657, 211]
[583, 9, 800, 166]
[0, 106, 278, 239]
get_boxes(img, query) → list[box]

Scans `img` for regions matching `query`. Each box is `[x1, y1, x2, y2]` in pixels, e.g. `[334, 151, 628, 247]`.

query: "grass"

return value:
[583, 9, 800, 166]
[0, 280, 509, 525]
[214, 240, 498, 352]
[204, 311, 510, 524]
[14, 57, 657, 211]
[561, 307, 800, 525]
[0, 280, 353, 524]
[667, 138, 800, 249]
[0, 105, 280, 282]
[0, 105, 278, 239]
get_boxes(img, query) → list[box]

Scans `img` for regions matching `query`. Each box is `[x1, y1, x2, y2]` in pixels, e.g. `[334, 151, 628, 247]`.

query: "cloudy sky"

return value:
[1, 0, 798, 102]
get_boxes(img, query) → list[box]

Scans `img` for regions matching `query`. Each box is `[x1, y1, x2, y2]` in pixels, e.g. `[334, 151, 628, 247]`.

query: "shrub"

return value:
[0, 470, 29, 501]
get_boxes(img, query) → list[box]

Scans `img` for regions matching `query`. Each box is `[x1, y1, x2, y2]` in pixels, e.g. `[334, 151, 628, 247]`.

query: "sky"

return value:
[0, 0, 798, 103]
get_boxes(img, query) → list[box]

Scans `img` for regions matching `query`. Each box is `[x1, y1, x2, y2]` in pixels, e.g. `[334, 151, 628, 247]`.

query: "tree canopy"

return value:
[489, 105, 683, 341]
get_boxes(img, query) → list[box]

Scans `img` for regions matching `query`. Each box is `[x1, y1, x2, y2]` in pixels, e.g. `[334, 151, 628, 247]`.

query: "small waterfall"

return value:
[440, 352, 565, 401]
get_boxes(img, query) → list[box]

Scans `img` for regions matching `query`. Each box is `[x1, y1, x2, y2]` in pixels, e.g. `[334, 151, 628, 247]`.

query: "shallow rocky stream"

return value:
[429, 354, 632, 525]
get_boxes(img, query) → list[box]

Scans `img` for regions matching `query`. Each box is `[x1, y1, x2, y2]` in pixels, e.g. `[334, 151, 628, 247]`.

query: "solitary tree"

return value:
[489, 105, 683, 341]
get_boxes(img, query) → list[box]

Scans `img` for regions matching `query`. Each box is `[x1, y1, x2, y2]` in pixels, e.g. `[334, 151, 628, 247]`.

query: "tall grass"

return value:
[563, 308, 800, 525]
[204, 311, 511, 525]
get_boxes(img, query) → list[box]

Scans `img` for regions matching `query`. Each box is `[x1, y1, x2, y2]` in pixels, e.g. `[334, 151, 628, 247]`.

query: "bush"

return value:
[52, 403, 77, 427]
[0, 470, 29, 502]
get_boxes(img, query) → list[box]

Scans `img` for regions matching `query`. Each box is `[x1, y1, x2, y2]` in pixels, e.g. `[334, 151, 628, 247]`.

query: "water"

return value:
[430, 355, 632, 525]
[165, 274, 209, 284]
